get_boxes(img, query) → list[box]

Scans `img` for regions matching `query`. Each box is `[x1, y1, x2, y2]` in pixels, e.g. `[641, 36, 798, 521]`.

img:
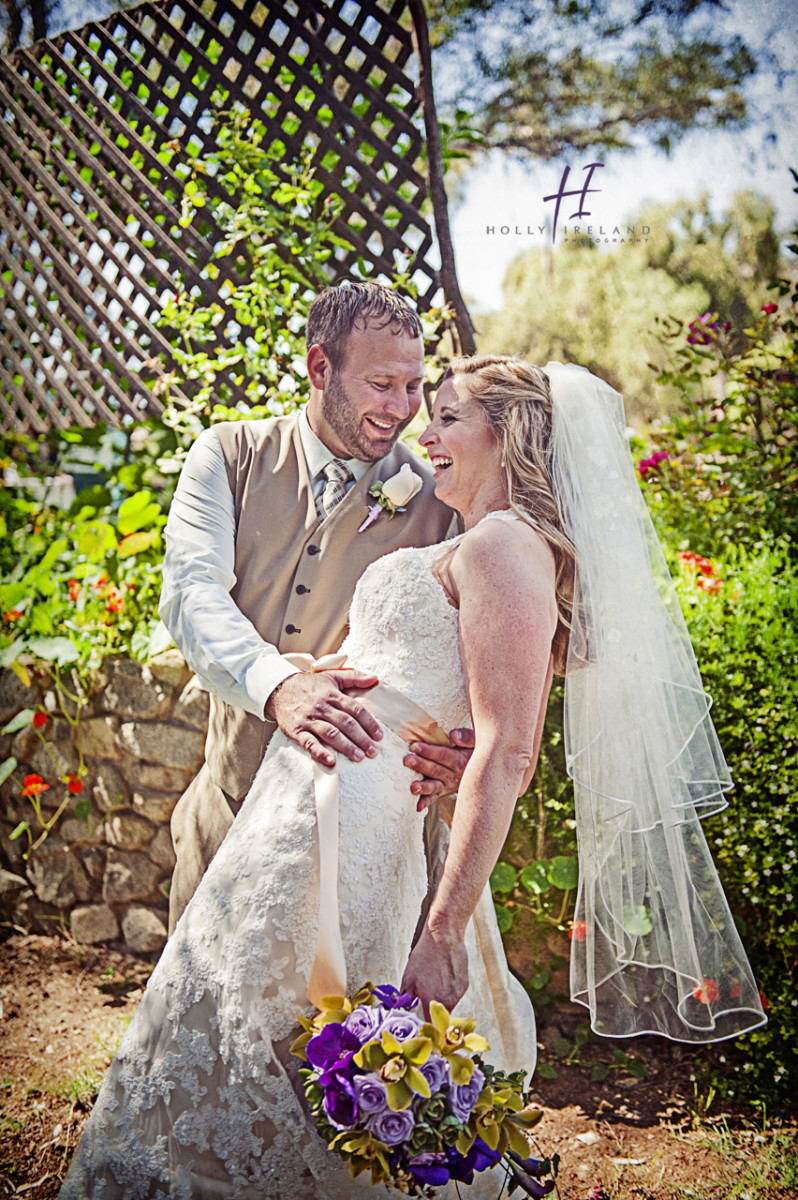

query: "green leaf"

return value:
[548, 855, 578, 891]
[627, 1058, 648, 1078]
[591, 1062, 610, 1082]
[551, 1036, 572, 1059]
[494, 904, 514, 933]
[535, 1063, 558, 1080]
[490, 861, 517, 893]
[1, 709, 36, 735]
[74, 799, 91, 820]
[27, 637, 81, 666]
[0, 639, 25, 669]
[76, 522, 116, 561]
[623, 904, 654, 937]
[0, 757, 18, 786]
[147, 621, 175, 658]
[117, 490, 162, 536]
[519, 860, 551, 895]
[118, 530, 159, 556]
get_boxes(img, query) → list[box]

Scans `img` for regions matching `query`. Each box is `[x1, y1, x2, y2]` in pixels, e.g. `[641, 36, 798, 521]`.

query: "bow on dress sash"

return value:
[282, 653, 453, 1007]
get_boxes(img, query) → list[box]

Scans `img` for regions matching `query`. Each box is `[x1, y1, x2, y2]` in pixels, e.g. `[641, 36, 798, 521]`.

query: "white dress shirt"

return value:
[158, 411, 370, 719]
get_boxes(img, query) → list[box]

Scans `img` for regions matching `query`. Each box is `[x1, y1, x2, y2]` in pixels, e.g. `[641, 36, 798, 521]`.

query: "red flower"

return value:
[21, 773, 49, 798]
[67, 578, 81, 602]
[569, 920, 588, 942]
[91, 572, 110, 592]
[691, 978, 720, 1005]
[32, 710, 47, 730]
[67, 774, 83, 795]
[760, 991, 769, 1013]
[696, 576, 723, 594]
[3, 609, 22, 622]
[729, 981, 743, 1000]
[761, 302, 778, 315]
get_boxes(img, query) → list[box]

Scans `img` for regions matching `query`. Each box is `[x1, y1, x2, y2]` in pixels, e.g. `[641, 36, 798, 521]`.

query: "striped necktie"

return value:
[316, 458, 353, 522]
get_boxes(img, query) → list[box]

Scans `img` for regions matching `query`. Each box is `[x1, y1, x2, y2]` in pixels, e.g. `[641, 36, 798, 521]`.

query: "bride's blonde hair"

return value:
[446, 355, 575, 673]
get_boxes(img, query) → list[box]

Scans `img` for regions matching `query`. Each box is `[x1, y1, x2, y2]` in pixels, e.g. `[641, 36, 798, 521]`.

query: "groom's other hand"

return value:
[405, 728, 475, 809]
[266, 671, 383, 768]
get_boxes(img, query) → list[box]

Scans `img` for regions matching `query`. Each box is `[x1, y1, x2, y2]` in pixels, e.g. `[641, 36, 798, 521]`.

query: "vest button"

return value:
[307, 544, 320, 555]
[296, 584, 309, 595]
[285, 624, 301, 635]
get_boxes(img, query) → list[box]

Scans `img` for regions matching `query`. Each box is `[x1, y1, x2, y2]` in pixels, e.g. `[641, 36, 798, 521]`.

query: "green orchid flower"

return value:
[354, 1030, 432, 1111]
[419, 1000, 489, 1086]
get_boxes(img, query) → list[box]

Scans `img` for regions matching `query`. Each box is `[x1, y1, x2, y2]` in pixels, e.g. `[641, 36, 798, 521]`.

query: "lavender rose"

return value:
[448, 1064, 485, 1123]
[344, 1004, 386, 1044]
[367, 1106, 416, 1147]
[353, 1073, 389, 1118]
[378, 1009, 422, 1042]
[418, 1053, 450, 1095]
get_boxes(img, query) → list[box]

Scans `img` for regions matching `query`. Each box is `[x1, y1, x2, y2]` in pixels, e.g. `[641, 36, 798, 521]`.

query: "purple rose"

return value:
[419, 1053, 450, 1093]
[306, 1022, 361, 1071]
[371, 984, 420, 1011]
[378, 1009, 422, 1041]
[448, 1064, 485, 1123]
[353, 1073, 389, 1117]
[321, 1071, 358, 1130]
[367, 1106, 416, 1147]
[408, 1152, 450, 1186]
[344, 1004, 386, 1044]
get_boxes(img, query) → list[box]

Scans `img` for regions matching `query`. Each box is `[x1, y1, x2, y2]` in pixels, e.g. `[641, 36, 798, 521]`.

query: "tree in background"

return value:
[475, 191, 782, 422]
[427, 0, 756, 162]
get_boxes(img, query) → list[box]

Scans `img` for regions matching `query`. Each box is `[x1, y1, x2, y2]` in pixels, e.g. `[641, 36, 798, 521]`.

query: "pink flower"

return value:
[761, 302, 778, 315]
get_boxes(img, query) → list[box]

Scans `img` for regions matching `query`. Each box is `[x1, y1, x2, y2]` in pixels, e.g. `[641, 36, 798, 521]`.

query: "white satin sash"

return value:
[282, 653, 453, 1006]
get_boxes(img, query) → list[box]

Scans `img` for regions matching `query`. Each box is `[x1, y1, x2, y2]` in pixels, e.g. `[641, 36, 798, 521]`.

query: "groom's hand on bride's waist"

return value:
[265, 670, 384, 768]
[404, 728, 475, 809]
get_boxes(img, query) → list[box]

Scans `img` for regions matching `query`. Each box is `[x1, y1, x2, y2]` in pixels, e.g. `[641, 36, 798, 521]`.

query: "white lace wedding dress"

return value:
[59, 518, 537, 1199]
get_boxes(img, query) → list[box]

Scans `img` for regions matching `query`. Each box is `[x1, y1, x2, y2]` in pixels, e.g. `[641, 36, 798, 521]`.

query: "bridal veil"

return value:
[545, 361, 766, 1042]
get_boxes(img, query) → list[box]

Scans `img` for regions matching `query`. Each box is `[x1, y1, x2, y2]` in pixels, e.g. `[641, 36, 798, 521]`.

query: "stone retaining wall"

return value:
[0, 652, 208, 954]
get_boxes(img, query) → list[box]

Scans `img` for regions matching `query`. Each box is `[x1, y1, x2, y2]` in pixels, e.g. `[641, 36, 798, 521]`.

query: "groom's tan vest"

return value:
[205, 414, 455, 800]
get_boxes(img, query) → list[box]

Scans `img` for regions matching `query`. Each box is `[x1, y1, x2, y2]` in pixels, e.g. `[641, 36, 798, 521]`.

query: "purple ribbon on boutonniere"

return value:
[358, 463, 423, 532]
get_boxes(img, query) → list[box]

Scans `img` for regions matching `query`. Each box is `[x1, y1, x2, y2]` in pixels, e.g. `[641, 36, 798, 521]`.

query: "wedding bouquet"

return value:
[291, 982, 558, 1196]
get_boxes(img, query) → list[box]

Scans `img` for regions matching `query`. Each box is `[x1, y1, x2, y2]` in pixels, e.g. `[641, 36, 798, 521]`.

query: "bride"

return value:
[59, 357, 765, 1198]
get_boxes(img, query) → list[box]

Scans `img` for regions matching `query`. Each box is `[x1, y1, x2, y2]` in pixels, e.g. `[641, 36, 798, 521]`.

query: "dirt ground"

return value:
[0, 933, 795, 1200]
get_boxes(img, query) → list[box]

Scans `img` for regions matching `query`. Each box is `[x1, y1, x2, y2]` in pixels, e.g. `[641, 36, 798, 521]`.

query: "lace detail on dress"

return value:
[59, 537, 536, 1200]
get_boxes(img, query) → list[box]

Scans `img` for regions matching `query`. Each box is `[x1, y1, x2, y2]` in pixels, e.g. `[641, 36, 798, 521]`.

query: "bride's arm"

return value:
[401, 518, 557, 1015]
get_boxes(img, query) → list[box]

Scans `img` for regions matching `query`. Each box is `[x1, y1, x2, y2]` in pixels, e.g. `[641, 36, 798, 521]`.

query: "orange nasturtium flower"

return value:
[3, 609, 22, 622]
[67, 578, 81, 601]
[21, 773, 49, 798]
[67, 774, 83, 795]
[32, 711, 47, 730]
[104, 587, 125, 614]
[691, 979, 720, 1005]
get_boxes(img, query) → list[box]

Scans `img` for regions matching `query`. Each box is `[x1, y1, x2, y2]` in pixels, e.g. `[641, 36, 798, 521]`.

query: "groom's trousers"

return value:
[168, 763, 242, 934]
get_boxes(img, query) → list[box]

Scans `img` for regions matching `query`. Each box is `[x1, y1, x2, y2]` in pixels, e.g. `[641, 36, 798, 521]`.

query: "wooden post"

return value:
[408, 0, 476, 356]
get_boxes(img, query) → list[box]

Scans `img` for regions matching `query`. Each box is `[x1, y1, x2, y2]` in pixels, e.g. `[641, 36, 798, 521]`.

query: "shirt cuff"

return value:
[245, 654, 302, 721]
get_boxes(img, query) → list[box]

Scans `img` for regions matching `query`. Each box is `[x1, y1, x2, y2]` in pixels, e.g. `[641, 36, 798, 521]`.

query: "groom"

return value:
[161, 281, 471, 932]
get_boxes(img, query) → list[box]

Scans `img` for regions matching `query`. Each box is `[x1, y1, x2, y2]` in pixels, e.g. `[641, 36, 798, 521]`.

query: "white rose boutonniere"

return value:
[357, 463, 423, 532]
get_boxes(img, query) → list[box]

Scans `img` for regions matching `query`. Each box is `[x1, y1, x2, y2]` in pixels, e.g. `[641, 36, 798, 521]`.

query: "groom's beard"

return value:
[321, 370, 411, 462]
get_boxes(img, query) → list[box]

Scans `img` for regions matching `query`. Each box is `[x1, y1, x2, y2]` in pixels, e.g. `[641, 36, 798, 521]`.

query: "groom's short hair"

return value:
[306, 281, 422, 371]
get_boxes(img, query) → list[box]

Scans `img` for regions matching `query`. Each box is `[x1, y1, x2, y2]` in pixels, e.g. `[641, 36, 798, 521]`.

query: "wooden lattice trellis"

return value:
[0, 0, 445, 434]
